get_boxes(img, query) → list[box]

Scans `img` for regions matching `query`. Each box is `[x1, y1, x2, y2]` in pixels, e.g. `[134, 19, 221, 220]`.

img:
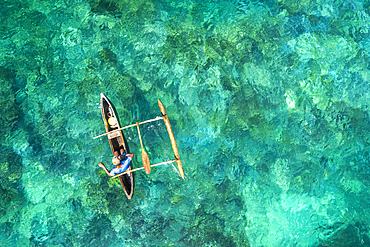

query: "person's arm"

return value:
[98, 162, 112, 177]
[119, 153, 134, 160]
[125, 153, 134, 159]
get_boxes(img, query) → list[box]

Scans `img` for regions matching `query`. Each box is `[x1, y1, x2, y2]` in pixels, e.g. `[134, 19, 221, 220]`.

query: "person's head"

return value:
[112, 156, 120, 166]
[113, 151, 119, 156]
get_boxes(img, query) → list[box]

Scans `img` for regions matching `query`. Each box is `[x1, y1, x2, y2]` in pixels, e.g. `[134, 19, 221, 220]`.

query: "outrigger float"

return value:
[94, 93, 184, 199]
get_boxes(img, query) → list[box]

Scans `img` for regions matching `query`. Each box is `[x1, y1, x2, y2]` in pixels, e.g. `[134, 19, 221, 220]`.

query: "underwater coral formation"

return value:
[0, 0, 368, 246]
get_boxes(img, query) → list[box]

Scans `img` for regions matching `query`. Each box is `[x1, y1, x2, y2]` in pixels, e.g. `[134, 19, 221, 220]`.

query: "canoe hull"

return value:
[101, 93, 134, 199]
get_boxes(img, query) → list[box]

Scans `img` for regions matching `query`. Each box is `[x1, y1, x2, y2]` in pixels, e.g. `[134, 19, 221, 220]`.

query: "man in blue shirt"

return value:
[98, 149, 134, 177]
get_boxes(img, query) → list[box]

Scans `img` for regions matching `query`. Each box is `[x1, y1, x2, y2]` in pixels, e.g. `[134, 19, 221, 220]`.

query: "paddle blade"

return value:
[142, 151, 151, 174]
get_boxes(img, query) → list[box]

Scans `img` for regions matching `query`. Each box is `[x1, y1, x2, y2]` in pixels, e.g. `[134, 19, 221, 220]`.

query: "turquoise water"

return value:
[0, 0, 369, 246]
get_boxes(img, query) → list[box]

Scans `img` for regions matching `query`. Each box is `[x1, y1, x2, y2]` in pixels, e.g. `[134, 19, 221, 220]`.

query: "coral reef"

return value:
[0, 0, 368, 246]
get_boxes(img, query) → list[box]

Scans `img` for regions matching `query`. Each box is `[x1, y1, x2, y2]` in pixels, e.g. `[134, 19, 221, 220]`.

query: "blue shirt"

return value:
[109, 154, 132, 176]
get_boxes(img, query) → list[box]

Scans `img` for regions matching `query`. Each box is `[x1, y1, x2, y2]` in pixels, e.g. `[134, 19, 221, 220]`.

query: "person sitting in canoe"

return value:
[98, 149, 134, 177]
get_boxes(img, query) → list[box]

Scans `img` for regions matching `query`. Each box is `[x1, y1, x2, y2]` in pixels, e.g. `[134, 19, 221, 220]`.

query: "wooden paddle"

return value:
[136, 122, 151, 174]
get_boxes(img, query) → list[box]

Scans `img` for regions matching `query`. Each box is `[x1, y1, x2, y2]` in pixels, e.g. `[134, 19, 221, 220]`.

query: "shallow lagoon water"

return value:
[0, 0, 369, 246]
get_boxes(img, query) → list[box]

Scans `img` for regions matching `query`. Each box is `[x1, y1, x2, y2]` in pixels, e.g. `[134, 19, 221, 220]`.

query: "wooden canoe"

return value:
[100, 93, 134, 199]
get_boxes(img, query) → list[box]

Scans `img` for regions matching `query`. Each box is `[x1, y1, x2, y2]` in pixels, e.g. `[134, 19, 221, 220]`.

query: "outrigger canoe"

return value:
[100, 93, 134, 199]
[95, 96, 184, 199]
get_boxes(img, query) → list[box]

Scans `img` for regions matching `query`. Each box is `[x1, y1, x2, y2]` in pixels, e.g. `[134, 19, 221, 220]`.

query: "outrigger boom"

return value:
[111, 159, 177, 178]
[93, 116, 164, 139]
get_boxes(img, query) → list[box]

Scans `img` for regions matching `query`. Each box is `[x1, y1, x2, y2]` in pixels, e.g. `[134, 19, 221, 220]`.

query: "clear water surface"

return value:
[0, 0, 369, 246]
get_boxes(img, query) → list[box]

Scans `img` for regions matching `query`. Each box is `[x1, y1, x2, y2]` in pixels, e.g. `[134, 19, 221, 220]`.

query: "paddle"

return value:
[136, 122, 151, 174]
